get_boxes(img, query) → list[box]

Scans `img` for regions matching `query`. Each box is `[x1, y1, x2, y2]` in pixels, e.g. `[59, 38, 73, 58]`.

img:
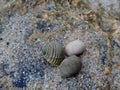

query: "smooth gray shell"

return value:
[59, 55, 82, 78]
[42, 41, 64, 66]
[65, 40, 85, 56]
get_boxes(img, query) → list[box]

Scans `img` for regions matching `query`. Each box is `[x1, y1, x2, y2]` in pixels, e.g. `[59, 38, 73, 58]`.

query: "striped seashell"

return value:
[42, 41, 64, 66]
[59, 55, 82, 78]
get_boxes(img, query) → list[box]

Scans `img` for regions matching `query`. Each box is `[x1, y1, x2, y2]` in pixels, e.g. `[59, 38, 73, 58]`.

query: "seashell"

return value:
[42, 41, 65, 66]
[65, 40, 85, 56]
[59, 55, 82, 78]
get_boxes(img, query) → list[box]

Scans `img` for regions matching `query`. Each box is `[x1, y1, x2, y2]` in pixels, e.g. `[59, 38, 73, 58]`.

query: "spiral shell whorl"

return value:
[42, 41, 64, 66]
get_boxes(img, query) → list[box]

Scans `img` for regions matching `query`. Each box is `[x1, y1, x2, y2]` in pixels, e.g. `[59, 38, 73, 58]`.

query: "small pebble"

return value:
[104, 67, 112, 75]
[114, 64, 120, 69]
[65, 40, 86, 56]
[41, 13, 48, 19]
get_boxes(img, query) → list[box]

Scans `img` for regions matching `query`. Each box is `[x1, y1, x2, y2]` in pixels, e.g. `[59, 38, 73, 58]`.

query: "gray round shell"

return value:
[65, 40, 85, 56]
[42, 41, 64, 66]
[59, 55, 82, 78]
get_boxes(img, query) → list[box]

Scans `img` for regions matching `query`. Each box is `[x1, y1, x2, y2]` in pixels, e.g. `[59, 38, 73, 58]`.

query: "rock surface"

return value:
[0, 0, 120, 90]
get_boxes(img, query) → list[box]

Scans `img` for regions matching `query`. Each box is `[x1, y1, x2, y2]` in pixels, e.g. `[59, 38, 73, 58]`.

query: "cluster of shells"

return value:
[42, 40, 85, 78]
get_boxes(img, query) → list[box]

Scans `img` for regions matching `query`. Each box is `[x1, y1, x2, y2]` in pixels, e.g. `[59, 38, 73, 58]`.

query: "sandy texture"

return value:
[0, 0, 120, 90]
